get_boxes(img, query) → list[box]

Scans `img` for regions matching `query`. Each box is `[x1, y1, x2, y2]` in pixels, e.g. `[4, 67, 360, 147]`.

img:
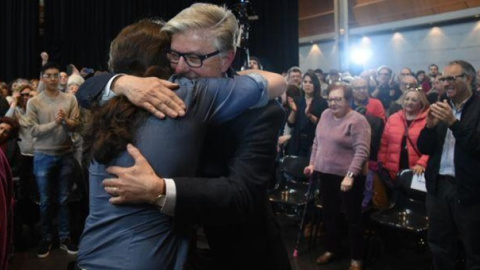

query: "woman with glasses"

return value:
[305, 84, 370, 270]
[378, 88, 430, 183]
[285, 71, 327, 157]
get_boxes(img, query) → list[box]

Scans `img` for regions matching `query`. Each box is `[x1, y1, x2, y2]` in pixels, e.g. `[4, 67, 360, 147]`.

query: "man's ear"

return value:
[220, 50, 236, 73]
[466, 74, 474, 89]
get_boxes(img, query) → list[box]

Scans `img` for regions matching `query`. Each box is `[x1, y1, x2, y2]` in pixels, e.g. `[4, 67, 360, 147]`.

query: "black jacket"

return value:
[417, 94, 480, 206]
[286, 96, 328, 157]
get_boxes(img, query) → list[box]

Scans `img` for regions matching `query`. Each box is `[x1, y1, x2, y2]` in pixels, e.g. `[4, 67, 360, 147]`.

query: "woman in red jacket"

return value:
[378, 88, 430, 180]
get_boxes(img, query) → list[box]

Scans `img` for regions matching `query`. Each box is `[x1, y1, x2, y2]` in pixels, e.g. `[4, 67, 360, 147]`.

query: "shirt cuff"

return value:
[99, 74, 122, 106]
[160, 178, 176, 216]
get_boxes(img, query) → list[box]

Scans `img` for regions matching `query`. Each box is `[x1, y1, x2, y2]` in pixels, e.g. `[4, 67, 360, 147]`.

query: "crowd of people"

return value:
[0, 2, 480, 270]
[282, 61, 480, 270]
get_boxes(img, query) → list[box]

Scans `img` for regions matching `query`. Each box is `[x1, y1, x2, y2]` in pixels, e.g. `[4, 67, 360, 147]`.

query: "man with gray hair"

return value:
[387, 75, 418, 116]
[418, 60, 480, 270]
[351, 77, 385, 121]
[371, 65, 402, 109]
[76, 3, 290, 270]
[398, 67, 413, 82]
[286, 66, 302, 86]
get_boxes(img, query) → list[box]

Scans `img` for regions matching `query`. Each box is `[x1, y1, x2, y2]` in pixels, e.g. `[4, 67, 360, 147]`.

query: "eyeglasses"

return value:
[20, 93, 31, 97]
[406, 86, 423, 92]
[352, 86, 368, 92]
[166, 50, 221, 68]
[402, 83, 419, 90]
[438, 73, 466, 83]
[327, 97, 345, 104]
[378, 72, 390, 76]
[42, 73, 60, 80]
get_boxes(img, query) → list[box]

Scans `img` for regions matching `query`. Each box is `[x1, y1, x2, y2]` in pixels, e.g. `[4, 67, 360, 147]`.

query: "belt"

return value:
[438, 174, 456, 183]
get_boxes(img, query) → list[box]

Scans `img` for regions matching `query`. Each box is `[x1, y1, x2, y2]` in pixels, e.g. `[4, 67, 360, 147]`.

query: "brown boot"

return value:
[303, 222, 313, 238]
[315, 251, 335, 265]
[348, 260, 363, 270]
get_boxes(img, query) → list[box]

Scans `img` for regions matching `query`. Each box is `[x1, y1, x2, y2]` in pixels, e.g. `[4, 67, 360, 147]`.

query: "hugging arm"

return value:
[237, 69, 286, 99]
[76, 73, 185, 118]
[77, 71, 285, 119]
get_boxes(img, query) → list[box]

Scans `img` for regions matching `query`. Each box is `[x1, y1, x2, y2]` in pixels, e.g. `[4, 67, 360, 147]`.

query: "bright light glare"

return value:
[350, 48, 372, 66]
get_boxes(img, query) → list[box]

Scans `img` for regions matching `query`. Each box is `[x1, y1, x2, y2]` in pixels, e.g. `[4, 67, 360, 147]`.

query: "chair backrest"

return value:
[395, 169, 426, 203]
[280, 155, 310, 184]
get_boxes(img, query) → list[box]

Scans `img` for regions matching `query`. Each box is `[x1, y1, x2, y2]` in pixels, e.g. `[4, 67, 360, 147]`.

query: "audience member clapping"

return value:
[378, 88, 430, 181]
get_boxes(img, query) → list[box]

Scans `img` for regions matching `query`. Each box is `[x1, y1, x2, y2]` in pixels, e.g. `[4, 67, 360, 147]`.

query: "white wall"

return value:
[299, 20, 480, 74]
[300, 41, 339, 73]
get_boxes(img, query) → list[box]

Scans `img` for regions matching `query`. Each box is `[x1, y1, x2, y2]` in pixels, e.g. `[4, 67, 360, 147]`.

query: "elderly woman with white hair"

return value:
[305, 84, 370, 270]
[67, 74, 85, 94]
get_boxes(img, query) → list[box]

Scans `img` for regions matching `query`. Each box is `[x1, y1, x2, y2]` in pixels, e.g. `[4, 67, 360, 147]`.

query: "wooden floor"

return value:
[8, 213, 432, 270]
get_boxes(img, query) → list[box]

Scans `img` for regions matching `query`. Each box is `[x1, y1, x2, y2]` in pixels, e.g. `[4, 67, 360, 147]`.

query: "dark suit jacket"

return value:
[77, 74, 291, 270]
[417, 95, 480, 206]
[176, 100, 289, 270]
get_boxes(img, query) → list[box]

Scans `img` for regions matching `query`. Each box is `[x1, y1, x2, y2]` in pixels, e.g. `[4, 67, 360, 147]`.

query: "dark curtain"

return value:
[248, 0, 299, 73]
[1, 0, 298, 81]
[0, 0, 39, 83]
[43, 0, 192, 72]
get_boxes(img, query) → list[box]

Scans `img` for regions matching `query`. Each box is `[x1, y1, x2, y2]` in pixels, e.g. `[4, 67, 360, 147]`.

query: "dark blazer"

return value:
[417, 95, 480, 206]
[175, 100, 289, 270]
[77, 74, 291, 270]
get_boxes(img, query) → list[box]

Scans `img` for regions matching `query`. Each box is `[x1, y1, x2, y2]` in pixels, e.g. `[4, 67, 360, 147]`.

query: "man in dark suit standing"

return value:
[76, 3, 290, 270]
[418, 60, 480, 270]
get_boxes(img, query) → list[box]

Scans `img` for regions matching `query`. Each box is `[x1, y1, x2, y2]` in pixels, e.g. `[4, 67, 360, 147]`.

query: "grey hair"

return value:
[401, 75, 417, 85]
[287, 66, 302, 78]
[351, 76, 367, 85]
[448, 60, 476, 91]
[162, 3, 238, 53]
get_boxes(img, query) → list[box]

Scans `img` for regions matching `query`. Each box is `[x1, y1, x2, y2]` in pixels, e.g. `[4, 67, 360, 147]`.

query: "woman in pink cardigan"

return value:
[378, 88, 430, 180]
[305, 84, 370, 270]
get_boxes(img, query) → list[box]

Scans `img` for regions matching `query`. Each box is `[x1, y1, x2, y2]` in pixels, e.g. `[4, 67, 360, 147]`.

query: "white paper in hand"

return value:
[411, 173, 427, 192]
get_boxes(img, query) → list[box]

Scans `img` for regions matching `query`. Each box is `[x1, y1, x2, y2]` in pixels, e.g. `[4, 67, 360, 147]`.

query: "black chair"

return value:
[371, 169, 428, 232]
[269, 155, 311, 218]
[367, 169, 428, 261]
[269, 155, 324, 255]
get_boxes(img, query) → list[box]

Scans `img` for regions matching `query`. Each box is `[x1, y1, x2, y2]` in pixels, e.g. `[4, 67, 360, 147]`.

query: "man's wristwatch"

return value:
[346, 171, 356, 178]
[154, 194, 166, 209]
